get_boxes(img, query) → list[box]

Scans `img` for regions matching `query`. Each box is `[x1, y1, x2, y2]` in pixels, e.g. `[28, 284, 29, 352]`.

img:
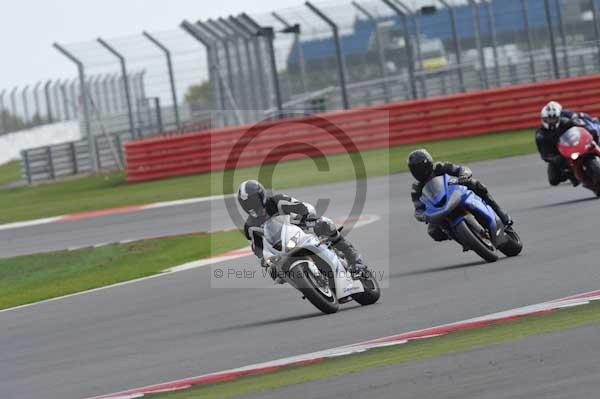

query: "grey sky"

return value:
[0, 0, 307, 87]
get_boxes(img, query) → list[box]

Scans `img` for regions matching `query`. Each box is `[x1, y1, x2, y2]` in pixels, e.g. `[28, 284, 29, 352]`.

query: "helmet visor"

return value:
[410, 161, 433, 182]
[241, 196, 265, 217]
[544, 115, 560, 129]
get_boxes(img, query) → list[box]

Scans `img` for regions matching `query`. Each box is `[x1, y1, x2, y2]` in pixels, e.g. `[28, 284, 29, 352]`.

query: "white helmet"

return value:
[541, 101, 563, 130]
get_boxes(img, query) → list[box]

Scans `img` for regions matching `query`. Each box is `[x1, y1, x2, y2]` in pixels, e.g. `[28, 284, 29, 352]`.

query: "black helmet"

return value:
[408, 149, 434, 182]
[237, 180, 267, 218]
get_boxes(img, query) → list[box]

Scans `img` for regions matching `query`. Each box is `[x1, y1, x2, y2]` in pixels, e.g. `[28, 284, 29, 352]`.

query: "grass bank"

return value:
[151, 300, 600, 399]
[0, 230, 246, 310]
[0, 161, 21, 187]
[0, 130, 536, 223]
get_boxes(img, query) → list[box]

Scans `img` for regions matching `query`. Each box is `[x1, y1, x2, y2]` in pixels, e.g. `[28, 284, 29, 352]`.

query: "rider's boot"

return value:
[332, 236, 367, 273]
[483, 193, 513, 227]
[567, 173, 580, 187]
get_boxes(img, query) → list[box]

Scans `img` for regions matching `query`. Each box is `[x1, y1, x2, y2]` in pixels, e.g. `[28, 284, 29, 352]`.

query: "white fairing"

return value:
[263, 216, 364, 299]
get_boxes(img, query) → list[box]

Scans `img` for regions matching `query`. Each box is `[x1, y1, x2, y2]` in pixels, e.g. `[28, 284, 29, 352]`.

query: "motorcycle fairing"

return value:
[262, 216, 364, 299]
[420, 174, 498, 232]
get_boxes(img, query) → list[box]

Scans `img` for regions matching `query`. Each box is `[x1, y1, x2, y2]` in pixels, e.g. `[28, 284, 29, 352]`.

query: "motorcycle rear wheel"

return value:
[498, 227, 523, 257]
[454, 219, 498, 263]
[352, 269, 381, 306]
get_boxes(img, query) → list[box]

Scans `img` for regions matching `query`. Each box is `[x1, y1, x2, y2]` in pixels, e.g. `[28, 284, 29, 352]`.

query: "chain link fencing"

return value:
[12, 0, 600, 183]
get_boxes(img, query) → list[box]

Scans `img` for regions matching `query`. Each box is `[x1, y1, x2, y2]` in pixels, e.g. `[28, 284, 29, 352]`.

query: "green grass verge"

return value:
[0, 161, 21, 186]
[0, 230, 246, 310]
[0, 130, 536, 223]
[151, 301, 600, 399]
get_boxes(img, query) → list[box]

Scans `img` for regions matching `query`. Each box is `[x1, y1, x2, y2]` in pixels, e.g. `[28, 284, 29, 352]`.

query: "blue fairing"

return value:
[420, 174, 498, 230]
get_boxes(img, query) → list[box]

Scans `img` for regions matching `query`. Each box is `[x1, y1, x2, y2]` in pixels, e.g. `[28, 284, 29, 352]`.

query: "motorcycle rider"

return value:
[408, 149, 513, 242]
[536, 101, 600, 186]
[237, 180, 367, 275]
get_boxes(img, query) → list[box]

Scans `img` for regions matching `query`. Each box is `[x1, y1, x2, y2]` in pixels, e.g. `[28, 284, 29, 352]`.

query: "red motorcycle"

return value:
[557, 126, 600, 196]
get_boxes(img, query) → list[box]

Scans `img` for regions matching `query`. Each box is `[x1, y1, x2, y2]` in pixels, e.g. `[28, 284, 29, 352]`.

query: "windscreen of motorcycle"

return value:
[264, 215, 289, 245]
[559, 127, 582, 147]
[422, 175, 446, 204]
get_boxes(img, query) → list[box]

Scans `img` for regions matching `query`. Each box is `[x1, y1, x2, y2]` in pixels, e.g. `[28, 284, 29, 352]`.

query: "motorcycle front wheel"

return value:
[290, 260, 339, 314]
[584, 156, 600, 186]
[454, 218, 498, 263]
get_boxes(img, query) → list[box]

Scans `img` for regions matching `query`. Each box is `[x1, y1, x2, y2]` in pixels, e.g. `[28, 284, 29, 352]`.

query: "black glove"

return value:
[457, 175, 471, 184]
[415, 212, 429, 223]
[303, 214, 318, 228]
[546, 155, 563, 165]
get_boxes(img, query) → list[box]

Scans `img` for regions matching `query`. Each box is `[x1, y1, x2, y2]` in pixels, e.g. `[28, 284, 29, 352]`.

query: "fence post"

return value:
[69, 78, 79, 118]
[46, 146, 55, 179]
[32, 82, 42, 121]
[10, 87, 18, 121]
[201, 20, 238, 110]
[520, 0, 536, 82]
[483, 0, 501, 86]
[0, 90, 5, 133]
[238, 13, 284, 114]
[590, 0, 600, 70]
[237, 14, 284, 115]
[53, 80, 63, 121]
[272, 12, 309, 95]
[555, 0, 569, 77]
[95, 136, 102, 169]
[44, 80, 54, 123]
[97, 38, 138, 139]
[236, 14, 270, 111]
[382, 0, 418, 99]
[181, 21, 223, 127]
[153, 97, 163, 133]
[543, 0, 560, 79]
[396, 1, 427, 97]
[469, 0, 488, 89]
[60, 82, 71, 120]
[114, 134, 124, 167]
[439, 0, 465, 92]
[352, 2, 391, 102]
[22, 86, 30, 124]
[306, 1, 350, 109]
[228, 16, 261, 115]
[143, 31, 182, 131]
[21, 150, 32, 184]
[53, 43, 98, 172]
[218, 17, 253, 114]
[198, 20, 243, 121]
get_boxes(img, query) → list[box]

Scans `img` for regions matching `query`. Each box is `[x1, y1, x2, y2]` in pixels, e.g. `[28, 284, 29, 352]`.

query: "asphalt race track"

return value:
[2, 154, 600, 399]
[240, 323, 600, 399]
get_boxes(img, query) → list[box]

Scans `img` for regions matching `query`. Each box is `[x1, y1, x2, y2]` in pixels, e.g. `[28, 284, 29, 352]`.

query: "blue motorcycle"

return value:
[420, 174, 522, 262]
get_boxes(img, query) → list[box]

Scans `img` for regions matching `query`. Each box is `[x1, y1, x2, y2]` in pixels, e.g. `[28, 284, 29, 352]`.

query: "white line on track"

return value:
[0, 214, 380, 315]
[0, 194, 234, 232]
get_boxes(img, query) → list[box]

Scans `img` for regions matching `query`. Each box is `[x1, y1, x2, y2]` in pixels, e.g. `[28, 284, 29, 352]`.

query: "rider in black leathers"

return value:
[536, 101, 600, 186]
[408, 149, 512, 242]
[238, 180, 366, 274]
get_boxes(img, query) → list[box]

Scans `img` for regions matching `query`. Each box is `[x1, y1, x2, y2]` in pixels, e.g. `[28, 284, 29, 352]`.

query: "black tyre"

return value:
[454, 219, 498, 263]
[291, 261, 339, 314]
[584, 156, 600, 185]
[352, 270, 381, 306]
[498, 227, 523, 257]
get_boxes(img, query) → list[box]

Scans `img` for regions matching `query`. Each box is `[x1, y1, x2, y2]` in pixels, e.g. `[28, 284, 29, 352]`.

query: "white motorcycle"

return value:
[262, 215, 380, 314]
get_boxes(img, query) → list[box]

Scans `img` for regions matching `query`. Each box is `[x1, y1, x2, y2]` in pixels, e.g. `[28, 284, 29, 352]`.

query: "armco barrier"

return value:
[125, 75, 600, 182]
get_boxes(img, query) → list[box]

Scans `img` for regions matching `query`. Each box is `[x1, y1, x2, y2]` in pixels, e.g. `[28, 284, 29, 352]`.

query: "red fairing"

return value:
[557, 127, 600, 190]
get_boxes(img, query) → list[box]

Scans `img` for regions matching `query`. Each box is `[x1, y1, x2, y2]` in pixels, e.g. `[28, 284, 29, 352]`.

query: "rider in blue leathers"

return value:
[408, 149, 512, 242]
